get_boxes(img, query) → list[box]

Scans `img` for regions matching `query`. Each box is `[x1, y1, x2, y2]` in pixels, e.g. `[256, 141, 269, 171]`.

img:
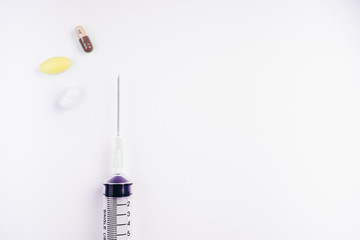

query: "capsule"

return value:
[75, 26, 93, 53]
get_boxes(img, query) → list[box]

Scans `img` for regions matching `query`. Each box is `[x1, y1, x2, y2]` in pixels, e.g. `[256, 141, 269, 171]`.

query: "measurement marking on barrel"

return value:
[104, 196, 131, 239]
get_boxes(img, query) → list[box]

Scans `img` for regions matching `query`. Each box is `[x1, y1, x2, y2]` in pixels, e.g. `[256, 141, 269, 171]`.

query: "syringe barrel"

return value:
[103, 175, 133, 240]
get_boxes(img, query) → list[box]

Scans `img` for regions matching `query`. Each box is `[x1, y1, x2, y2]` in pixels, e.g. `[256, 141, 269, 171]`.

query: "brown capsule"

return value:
[75, 26, 93, 53]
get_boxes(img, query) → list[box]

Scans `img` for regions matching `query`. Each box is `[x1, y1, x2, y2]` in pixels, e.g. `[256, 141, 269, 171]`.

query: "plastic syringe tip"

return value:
[113, 136, 124, 174]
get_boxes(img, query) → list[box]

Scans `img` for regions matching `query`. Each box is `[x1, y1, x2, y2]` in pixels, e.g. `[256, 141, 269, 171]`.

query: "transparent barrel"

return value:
[103, 196, 131, 240]
[103, 175, 133, 240]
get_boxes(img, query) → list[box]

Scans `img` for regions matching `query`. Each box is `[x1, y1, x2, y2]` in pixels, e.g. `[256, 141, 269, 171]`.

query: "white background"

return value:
[1, 0, 360, 239]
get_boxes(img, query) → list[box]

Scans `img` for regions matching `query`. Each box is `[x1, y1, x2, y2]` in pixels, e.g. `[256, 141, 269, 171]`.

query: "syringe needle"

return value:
[117, 74, 120, 137]
[113, 74, 124, 174]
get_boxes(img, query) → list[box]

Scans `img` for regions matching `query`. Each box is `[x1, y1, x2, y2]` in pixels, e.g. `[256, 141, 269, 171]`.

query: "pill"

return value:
[57, 87, 82, 109]
[39, 57, 72, 74]
[75, 26, 93, 53]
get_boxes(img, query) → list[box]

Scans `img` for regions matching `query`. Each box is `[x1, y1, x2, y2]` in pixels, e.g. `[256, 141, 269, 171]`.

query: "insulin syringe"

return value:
[103, 75, 133, 240]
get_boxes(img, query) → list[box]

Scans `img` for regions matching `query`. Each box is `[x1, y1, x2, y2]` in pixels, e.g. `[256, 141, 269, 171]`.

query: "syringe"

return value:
[103, 75, 133, 240]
